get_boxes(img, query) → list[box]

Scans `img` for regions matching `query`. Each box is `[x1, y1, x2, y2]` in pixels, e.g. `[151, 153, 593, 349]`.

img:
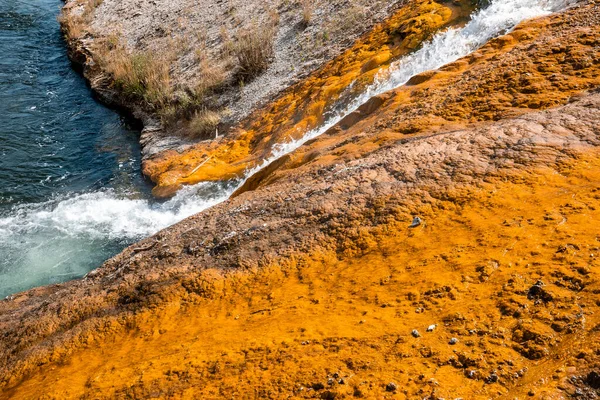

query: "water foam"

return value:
[1, 0, 573, 297]
[0, 182, 235, 296]
[0, 182, 233, 240]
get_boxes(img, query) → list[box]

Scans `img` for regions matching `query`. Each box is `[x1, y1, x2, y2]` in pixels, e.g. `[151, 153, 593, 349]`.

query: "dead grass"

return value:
[189, 109, 221, 139]
[194, 44, 229, 98]
[94, 35, 231, 129]
[300, 0, 315, 27]
[232, 17, 278, 81]
[95, 41, 173, 110]
[58, 0, 104, 39]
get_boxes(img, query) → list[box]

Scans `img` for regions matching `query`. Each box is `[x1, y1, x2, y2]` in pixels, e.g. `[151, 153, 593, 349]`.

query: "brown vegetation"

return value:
[99, 45, 173, 110]
[58, 0, 103, 39]
[189, 109, 221, 139]
[300, 0, 315, 27]
[232, 19, 278, 81]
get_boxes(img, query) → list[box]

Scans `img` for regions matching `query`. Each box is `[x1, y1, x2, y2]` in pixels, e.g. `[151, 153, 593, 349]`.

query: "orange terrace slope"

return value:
[4, 154, 600, 399]
[2, 89, 600, 397]
[2, 1, 600, 399]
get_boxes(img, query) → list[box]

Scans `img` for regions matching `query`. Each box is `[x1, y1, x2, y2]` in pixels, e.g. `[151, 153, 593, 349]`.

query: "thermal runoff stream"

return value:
[0, 0, 573, 298]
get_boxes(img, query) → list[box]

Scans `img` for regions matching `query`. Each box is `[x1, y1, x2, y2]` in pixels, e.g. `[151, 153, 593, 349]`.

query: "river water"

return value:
[0, 0, 572, 298]
[0, 0, 148, 296]
[0, 0, 230, 298]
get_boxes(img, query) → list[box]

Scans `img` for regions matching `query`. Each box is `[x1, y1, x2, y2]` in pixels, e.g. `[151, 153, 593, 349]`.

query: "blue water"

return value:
[0, 2, 147, 204]
[0, 0, 233, 298]
[0, 0, 153, 297]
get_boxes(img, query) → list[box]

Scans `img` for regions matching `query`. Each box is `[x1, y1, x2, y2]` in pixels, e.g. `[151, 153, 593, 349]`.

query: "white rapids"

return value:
[0, 0, 573, 297]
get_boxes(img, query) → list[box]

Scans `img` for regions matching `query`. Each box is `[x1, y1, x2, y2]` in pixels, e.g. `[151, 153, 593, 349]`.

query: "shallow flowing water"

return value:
[0, 0, 572, 298]
[249, 0, 573, 171]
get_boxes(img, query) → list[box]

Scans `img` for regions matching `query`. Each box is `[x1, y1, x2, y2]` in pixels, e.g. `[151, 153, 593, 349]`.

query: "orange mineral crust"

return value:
[141, 0, 476, 197]
[144, 1, 600, 197]
[2, 92, 600, 398]
[5, 145, 600, 399]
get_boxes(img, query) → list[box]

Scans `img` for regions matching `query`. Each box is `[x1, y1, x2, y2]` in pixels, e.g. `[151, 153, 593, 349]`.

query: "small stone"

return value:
[528, 389, 535, 396]
[449, 337, 459, 345]
[486, 372, 499, 384]
[386, 382, 398, 392]
[586, 371, 600, 389]
[338, 378, 346, 385]
[412, 329, 421, 338]
[427, 324, 436, 332]
[327, 378, 335, 386]
[409, 217, 423, 228]
[527, 280, 553, 302]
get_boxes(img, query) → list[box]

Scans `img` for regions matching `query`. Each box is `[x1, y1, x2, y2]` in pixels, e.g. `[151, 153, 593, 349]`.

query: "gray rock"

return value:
[409, 216, 422, 228]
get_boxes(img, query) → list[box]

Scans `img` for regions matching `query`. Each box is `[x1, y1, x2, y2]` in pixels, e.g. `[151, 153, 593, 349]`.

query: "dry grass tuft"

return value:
[189, 109, 221, 139]
[194, 44, 229, 98]
[300, 0, 314, 28]
[58, 0, 104, 39]
[94, 36, 230, 127]
[96, 42, 173, 109]
[232, 18, 278, 80]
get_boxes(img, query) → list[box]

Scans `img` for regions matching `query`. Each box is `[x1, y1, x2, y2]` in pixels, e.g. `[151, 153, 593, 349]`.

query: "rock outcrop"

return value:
[145, 0, 600, 196]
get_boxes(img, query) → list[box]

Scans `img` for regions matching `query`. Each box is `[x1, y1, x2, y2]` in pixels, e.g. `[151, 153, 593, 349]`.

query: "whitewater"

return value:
[0, 0, 573, 297]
